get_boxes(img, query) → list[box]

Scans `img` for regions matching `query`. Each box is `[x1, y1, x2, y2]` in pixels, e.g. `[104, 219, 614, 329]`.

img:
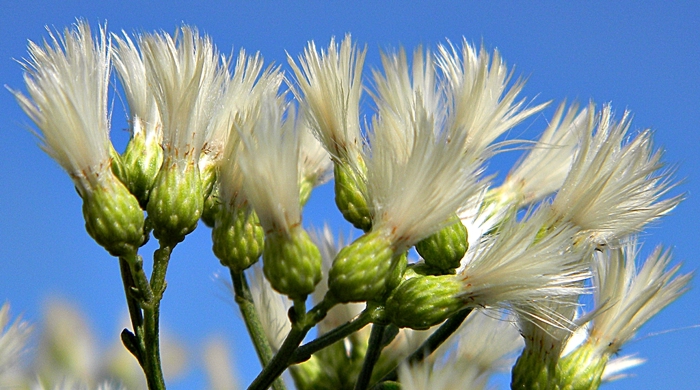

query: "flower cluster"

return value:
[11, 20, 690, 390]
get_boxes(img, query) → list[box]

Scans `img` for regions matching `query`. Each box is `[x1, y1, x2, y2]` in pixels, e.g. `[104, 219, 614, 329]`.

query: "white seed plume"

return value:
[141, 26, 225, 165]
[112, 31, 162, 148]
[204, 50, 282, 173]
[587, 241, 691, 356]
[365, 101, 478, 251]
[298, 115, 333, 187]
[435, 39, 548, 160]
[11, 21, 113, 195]
[248, 266, 292, 351]
[237, 96, 301, 236]
[501, 102, 587, 205]
[0, 303, 32, 377]
[454, 309, 524, 375]
[551, 104, 681, 246]
[459, 207, 589, 322]
[288, 35, 366, 165]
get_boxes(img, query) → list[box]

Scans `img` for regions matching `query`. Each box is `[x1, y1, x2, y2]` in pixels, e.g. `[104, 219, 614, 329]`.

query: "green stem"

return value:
[374, 307, 473, 386]
[354, 323, 387, 390]
[291, 308, 374, 364]
[230, 269, 286, 390]
[118, 257, 145, 364]
[247, 298, 335, 390]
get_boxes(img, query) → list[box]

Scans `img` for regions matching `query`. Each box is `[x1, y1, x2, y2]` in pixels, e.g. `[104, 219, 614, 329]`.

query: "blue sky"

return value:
[1, 1, 699, 388]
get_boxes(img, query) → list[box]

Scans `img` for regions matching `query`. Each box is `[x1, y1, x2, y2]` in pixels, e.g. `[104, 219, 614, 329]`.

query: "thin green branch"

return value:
[291, 308, 374, 364]
[230, 268, 286, 390]
[247, 298, 335, 390]
[354, 323, 388, 390]
[373, 307, 473, 386]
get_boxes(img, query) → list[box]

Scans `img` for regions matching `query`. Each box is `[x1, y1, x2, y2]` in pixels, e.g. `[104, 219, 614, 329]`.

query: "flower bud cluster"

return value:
[13, 21, 690, 390]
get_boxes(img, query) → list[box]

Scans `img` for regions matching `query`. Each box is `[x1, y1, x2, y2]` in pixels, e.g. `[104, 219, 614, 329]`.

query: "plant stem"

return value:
[291, 308, 374, 364]
[119, 249, 168, 390]
[373, 307, 473, 386]
[354, 323, 387, 390]
[230, 269, 286, 390]
[247, 298, 335, 390]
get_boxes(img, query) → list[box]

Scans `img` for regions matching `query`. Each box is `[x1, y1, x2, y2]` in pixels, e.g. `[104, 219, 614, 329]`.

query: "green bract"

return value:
[147, 160, 203, 244]
[327, 231, 397, 303]
[334, 162, 371, 232]
[212, 206, 264, 272]
[120, 130, 163, 208]
[385, 274, 463, 330]
[82, 175, 145, 257]
[263, 227, 322, 299]
[415, 213, 468, 273]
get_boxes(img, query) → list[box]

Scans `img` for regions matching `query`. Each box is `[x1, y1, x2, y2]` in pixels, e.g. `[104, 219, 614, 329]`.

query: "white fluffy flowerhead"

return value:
[12, 21, 113, 195]
[0, 303, 32, 377]
[237, 95, 301, 236]
[288, 35, 366, 166]
[587, 241, 691, 356]
[459, 207, 589, 324]
[551, 104, 681, 246]
[435, 39, 548, 160]
[141, 25, 225, 166]
[112, 31, 162, 147]
[365, 48, 480, 251]
[499, 102, 588, 206]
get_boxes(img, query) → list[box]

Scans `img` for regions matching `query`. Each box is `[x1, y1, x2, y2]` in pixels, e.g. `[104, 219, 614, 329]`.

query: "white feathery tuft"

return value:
[11, 21, 113, 194]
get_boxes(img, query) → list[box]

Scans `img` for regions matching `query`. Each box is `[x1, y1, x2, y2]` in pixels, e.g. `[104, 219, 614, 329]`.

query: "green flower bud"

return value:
[120, 130, 163, 208]
[555, 344, 607, 390]
[147, 159, 203, 244]
[415, 214, 468, 272]
[212, 207, 264, 272]
[299, 177, 314, 207]
[511, 346, 557, 390]
[82, 175, 145, 257]
[263, 227, 322, 299]
[199, 161, 218, 201]
[328, 231, 397, 303]
[385, 274, 463, 330]
[334, 162, 371, 231]
[201, 186, 220, 228]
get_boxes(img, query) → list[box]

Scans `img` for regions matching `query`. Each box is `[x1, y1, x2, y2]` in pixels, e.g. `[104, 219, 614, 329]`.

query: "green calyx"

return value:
[334, 162, 371, 232]
[511, 346, 558, 390]
[327, 231, 399, 303]
[555, 344, 607, 390]
[385, 274, 463, 330]
[200, 185, 221, 228]
[415, 214, 468, 273]
[212, 206, 264, 272]
[263, 227, 322, 299]
[119, 130, 163, 208]
[146, 159, 203, 244]
[82, 175, 145, 257]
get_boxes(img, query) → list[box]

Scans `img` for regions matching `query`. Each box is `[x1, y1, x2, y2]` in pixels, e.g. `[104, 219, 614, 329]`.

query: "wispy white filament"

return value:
[551, 104, 681, 246]
[288, 35, 366, 165]
[141, 26, 226, 164]
[237, 96, 301, 236]
[12, 21, 112, 194]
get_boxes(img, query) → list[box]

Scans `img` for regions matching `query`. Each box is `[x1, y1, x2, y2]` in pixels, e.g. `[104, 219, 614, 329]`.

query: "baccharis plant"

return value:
[10, 20, 691, 390]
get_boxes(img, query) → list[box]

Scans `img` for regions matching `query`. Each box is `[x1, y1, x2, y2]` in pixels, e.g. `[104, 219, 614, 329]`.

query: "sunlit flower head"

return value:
[237, 95, 301, 236]
[459, 208, 589, 324]
[112, 31, 162, 149]
[141, 25, 226, 165]
[12, 21, 113, 195]
[288, 35, 366, 166]
[435, 39, 548, 160]
[203, 50, 282, 173]
[499, 102, 587, 206]
[365, 49, 480, 251]
[587, 240, 690, 356]
[0, 303, 32, 377]
[551, 104, 681, 246]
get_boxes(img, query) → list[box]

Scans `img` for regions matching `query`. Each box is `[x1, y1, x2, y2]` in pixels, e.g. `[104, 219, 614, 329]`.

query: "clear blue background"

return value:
[1, 1, 698, 389]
